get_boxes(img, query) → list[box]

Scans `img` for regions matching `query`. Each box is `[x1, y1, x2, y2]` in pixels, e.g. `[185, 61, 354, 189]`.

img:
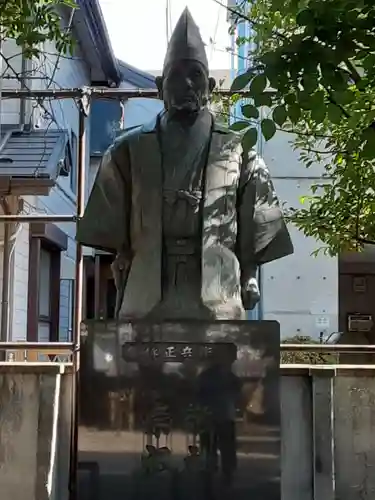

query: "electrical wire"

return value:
[209, 4, 222, 63]
[166, 0, 173, 46]
[166, 0, 170, 44]
[0, 39, 3, 139]
[0, 7, 78, 342]
[168, 0, 173, 42]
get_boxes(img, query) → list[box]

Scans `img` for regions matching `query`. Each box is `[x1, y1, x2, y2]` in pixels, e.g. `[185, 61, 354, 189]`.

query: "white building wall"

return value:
[0, 39, 23, 124]
[0, 31, 91, 341]
[262, 131, 338, 340]
[11, 219, 30, 341]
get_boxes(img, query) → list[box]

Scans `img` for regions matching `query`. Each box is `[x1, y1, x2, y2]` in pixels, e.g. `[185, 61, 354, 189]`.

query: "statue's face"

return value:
[157, 60, 216, 115]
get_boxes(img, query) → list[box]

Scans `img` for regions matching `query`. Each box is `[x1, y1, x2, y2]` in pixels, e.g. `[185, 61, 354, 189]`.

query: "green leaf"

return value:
[360, 128, 375, 159]
[229, 121, 250, 131]
[254, 92, 273, 107]
[311, 90, 325, 107]
[261, 119, 277, 141]
[361, 127, 375, 143]
[332, 89, 355, 105]
[250, 74, 267, 96]
[284, 93, 296, 105]
[287, 104, 301, 124]
[62, 0, 78, 6]
[242, 128, 258, 150]
[296, 8, 315, 27]
[242, 104, 259, 119]
[297, 90, 314, 110]
[363, 53, 375, 71]
[273, 105, 287, 127]
[311, 104, 326, 123]
[327, 103, 342, 124]
[302, 74, 319, 93]
[362, 140, 375, 160]
[230, 70, 254, 92]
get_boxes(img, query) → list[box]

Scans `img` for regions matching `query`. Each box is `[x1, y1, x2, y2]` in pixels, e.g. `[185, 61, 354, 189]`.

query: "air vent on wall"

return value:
[348, 314, 373, 332]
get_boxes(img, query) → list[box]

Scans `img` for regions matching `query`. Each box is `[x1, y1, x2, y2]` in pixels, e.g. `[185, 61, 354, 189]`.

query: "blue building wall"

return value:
[231, 2, 262, 320]
[90, 99, 123, 156]
[90, 61, 157, 156]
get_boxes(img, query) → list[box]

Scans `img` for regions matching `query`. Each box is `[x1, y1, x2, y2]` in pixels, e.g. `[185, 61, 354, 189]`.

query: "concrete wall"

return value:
[0, 363, 73, 500]
[262, 132, 338, 340]
[0, 362, 374, 499]
[281, 365, 375, 500]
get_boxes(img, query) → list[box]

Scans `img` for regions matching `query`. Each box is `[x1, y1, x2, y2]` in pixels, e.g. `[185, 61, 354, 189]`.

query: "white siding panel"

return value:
[2, 27, 91, 340]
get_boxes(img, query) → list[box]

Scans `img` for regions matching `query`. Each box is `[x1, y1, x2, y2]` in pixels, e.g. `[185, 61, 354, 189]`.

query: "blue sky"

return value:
[99, 0, 231, 71]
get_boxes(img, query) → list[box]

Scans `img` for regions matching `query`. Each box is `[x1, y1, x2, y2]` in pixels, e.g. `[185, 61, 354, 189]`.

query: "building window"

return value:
[27, 223, 68, 342]
[38, 248, 52, 341]
[60, 278, 75, 342]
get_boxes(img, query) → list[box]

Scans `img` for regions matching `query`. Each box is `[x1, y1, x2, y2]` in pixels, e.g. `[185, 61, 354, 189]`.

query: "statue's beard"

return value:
[168, 92, 206, 116]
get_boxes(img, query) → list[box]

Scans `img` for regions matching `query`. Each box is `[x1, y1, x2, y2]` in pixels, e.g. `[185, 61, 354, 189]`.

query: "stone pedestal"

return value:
[79, 320, 281, 500]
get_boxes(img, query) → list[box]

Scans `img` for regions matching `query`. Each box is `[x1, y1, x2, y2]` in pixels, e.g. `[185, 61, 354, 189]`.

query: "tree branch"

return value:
[0, 52, 59, 128]
[276, 126, 332, 139]
[302, 147, 341, 155]
[212, 0, 289, 41]
[344, 59, 362, 85]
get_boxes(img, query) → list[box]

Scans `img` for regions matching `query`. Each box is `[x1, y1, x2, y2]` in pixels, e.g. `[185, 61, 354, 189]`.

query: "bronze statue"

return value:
[77, 7, 293, 321]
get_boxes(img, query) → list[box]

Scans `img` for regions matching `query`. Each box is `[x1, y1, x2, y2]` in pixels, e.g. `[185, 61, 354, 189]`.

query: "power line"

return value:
[209, 4, 222, 63]
[0, 86, 259, 99]
[166, 0, 173, 45]
[168, 0, 173, 40]
[166, 0, 170, 44]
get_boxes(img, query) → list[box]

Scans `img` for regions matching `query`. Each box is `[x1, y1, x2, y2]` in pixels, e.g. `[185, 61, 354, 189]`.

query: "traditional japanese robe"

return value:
[76, 112, 293, 320]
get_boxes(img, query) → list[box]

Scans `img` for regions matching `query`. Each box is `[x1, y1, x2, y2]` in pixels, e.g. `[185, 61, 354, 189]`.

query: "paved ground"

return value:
[78, 424, 280, 500]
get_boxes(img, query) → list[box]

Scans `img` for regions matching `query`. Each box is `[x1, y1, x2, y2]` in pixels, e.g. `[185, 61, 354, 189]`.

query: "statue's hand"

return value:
[241, 277, 260, 310]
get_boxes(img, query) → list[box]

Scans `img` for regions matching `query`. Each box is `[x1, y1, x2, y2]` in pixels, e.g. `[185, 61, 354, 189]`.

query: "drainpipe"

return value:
[0, 52, 26, 350]
[0, 198, 11, 349]
[0, 36, 2, 138]
[19, 52, 27, 126]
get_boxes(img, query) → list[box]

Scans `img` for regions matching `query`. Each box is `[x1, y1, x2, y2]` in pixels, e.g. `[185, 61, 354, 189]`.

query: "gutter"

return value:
[76, 0, 121, 85]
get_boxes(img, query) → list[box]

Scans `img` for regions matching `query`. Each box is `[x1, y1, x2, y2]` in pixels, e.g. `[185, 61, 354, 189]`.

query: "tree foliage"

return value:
[228, 0, 375, 254]
[1, 0, 76, 58]
[211, 78, 231, 125]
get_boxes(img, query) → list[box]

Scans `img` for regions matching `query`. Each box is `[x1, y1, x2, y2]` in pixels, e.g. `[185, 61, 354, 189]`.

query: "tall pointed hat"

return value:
[163, 7, 208, 73]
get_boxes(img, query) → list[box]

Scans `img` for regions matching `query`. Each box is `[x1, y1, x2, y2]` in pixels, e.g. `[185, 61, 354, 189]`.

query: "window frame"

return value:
[27, 223, 68, 342]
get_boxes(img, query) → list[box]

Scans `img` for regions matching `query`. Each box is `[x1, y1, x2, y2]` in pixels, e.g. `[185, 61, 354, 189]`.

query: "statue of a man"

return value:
[77, 7, 293, 321]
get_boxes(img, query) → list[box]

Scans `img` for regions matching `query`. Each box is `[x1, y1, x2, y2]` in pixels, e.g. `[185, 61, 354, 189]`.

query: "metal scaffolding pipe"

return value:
[0, 87, 250, 100]
[73, 102, 87, 361]
[0, 341, 74, 350]
[0, 215, 77, 223]
[280, 343, 375, 353]
[69, 99, 88, 500]
[0, 341, 372, 354]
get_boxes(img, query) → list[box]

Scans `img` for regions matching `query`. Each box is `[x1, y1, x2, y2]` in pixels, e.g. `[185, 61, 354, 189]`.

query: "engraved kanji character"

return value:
[151, 347, 160, 358]
[165, 346, 176, 358]
[181, 346, 193, 358]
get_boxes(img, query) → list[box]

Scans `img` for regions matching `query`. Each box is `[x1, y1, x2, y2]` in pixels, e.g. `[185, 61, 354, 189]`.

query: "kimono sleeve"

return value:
[236, 150, 294, 273]
[76, 142, 132, 254]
